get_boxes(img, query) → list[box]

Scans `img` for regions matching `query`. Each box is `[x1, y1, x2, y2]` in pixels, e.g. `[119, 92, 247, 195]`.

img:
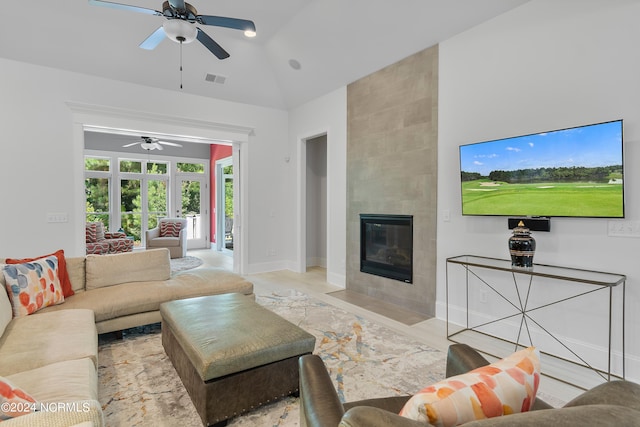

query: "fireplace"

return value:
[360, 214, 413, 283]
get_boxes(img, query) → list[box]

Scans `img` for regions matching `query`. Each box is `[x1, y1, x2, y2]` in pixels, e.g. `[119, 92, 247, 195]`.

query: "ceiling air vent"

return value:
[205, 73, 227, 84]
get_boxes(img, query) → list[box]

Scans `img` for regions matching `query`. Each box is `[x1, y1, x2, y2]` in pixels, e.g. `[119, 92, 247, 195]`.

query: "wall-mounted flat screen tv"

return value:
[459, 119, 624, 218]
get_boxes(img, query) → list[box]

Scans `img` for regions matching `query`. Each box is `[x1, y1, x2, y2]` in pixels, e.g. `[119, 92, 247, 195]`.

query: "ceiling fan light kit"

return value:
[163, 20, 197, 44]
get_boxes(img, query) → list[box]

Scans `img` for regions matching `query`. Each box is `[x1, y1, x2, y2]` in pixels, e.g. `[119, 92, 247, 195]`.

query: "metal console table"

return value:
[446, 255, 626, 389]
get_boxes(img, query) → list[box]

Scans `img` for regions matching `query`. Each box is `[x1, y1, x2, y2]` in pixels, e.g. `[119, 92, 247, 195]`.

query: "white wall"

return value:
[438, 0, 640, 381]
[288, 87, 347, 286]
[0, 57, 289, 275]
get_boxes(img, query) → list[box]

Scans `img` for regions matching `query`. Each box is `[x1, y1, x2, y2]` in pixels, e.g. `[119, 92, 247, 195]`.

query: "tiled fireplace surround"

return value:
[346, 45, 438, 317]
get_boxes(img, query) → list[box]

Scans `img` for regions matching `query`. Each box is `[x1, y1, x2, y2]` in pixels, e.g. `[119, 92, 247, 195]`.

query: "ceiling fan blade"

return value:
[122, 142, 141, 147]
[158, 141, 183, 147]
[196, 28, 230, 60]
[139, 27, 166, 50]
[167, 0, 187, 12]
[88, 0, 160, 16]
[197, 15, 256, 33]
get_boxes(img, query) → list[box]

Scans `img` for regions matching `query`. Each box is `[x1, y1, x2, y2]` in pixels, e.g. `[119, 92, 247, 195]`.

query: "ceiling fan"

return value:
[123, 137, 183, 151]
[88, 0, 256, 59]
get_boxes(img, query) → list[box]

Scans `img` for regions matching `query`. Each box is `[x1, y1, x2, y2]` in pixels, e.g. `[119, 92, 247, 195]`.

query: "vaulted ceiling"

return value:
[1, 0, 528, 110]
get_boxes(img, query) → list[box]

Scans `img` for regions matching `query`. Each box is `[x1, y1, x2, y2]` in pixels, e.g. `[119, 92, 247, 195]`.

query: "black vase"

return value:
[508, 221, 536, 268]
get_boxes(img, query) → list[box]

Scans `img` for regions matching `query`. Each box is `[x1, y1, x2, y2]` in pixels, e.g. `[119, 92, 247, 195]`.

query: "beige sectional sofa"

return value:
[0, 248, 253, 426]
[37, 248, 254, 334]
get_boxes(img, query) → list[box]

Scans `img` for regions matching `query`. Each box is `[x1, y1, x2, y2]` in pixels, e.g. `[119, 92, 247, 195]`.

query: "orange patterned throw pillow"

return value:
[160, 221, 182, 237]
[0, 376, 37, 420]
[1, 256, 65, 317]
[399, 347, 540, 427]
[6, 249, 74, 297]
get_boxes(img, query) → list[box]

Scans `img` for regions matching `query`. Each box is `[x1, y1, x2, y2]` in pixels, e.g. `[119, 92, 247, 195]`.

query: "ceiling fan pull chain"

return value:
[179, 39, 184, 89]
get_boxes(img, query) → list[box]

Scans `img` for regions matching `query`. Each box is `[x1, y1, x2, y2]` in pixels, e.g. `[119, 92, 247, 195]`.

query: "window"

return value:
[84, 152, 206, 249]
[120, 159, 142, 173]
[117, 159, 170, 247]
[85, 157, 110, 172]
[147, 161, 168, 174]
[177, 162, 205, 173]
[120, 178, 141, 244]
[85, 157, 111, 225]
[148, 179, 168, 230]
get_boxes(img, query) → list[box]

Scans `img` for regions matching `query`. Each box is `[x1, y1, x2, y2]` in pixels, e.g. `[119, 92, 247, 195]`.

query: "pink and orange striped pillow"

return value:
[399, 346, 540, 426]
[160, 221, 182, 237]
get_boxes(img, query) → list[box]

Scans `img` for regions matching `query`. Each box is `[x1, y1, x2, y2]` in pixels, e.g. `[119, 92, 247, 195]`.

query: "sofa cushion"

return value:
[38, 267, 253, 323]
[86, 241, 110, 255]
[0, 277, 12, 338]
[460, 405, 640, 426]
[65, 257, 86, 294]
[2, 256, 65, 317]
[0, 375, 38, 420]
[399, 347, 540, 427]
[0, 309, 97, 376]
[85, 249, 170, 290]
[5, 249, 74, 297]
[106, 238, 134, 254]
[147, 236, 181, 248]
[7, 358, 98, 404]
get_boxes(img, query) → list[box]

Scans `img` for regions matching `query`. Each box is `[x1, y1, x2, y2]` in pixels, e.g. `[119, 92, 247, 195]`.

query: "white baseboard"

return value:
[327, 272, 345, 288]
[306, 257, 327, 268]
[246, 260, 290, 274]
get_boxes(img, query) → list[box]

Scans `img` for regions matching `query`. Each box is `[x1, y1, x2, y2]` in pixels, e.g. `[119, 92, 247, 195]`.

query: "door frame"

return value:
[71, 103, 252, 273]
[296, 130, 329, 273]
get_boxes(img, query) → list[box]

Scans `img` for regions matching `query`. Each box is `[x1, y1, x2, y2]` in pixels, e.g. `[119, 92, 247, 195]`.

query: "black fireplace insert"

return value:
[360, 214, 413, 283]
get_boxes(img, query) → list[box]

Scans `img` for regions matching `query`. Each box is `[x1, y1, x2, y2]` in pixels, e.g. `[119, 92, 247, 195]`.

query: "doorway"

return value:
[304, 135, 328, 270]
[74, 106, 251, 274]
[215, 157, 234, 252]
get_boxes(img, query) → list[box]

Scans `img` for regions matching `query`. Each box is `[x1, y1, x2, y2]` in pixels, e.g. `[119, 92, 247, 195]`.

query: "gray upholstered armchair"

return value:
[145, 218, 187, 258]
[299, 343, 640, 427]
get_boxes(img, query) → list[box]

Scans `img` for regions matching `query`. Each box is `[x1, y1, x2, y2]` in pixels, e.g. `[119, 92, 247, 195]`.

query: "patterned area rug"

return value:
[98, 290, 446, 426]
[169, 256, 203, 273]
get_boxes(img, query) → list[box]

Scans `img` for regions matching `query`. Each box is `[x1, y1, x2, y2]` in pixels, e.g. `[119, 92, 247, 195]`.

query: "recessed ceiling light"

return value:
[244, 30, 256, 38]
[289, 59, 302, 70]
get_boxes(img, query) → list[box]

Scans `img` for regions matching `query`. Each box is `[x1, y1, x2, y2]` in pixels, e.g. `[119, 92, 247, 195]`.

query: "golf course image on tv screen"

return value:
[459, 120, 624, 218]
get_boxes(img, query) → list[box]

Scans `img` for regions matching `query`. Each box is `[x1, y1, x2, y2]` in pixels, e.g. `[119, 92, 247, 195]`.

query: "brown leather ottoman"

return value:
[160, 293, 316, 426]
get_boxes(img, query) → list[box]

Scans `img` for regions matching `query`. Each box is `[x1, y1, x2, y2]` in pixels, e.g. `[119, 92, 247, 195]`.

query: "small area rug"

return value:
[169, 256, 203, 273]
[98, 290, 446, 426]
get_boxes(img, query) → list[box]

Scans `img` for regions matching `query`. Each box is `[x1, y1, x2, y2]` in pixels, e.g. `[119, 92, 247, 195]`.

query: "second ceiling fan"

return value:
[89, 0, 256, 59]
[123, 136, 183, 151]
